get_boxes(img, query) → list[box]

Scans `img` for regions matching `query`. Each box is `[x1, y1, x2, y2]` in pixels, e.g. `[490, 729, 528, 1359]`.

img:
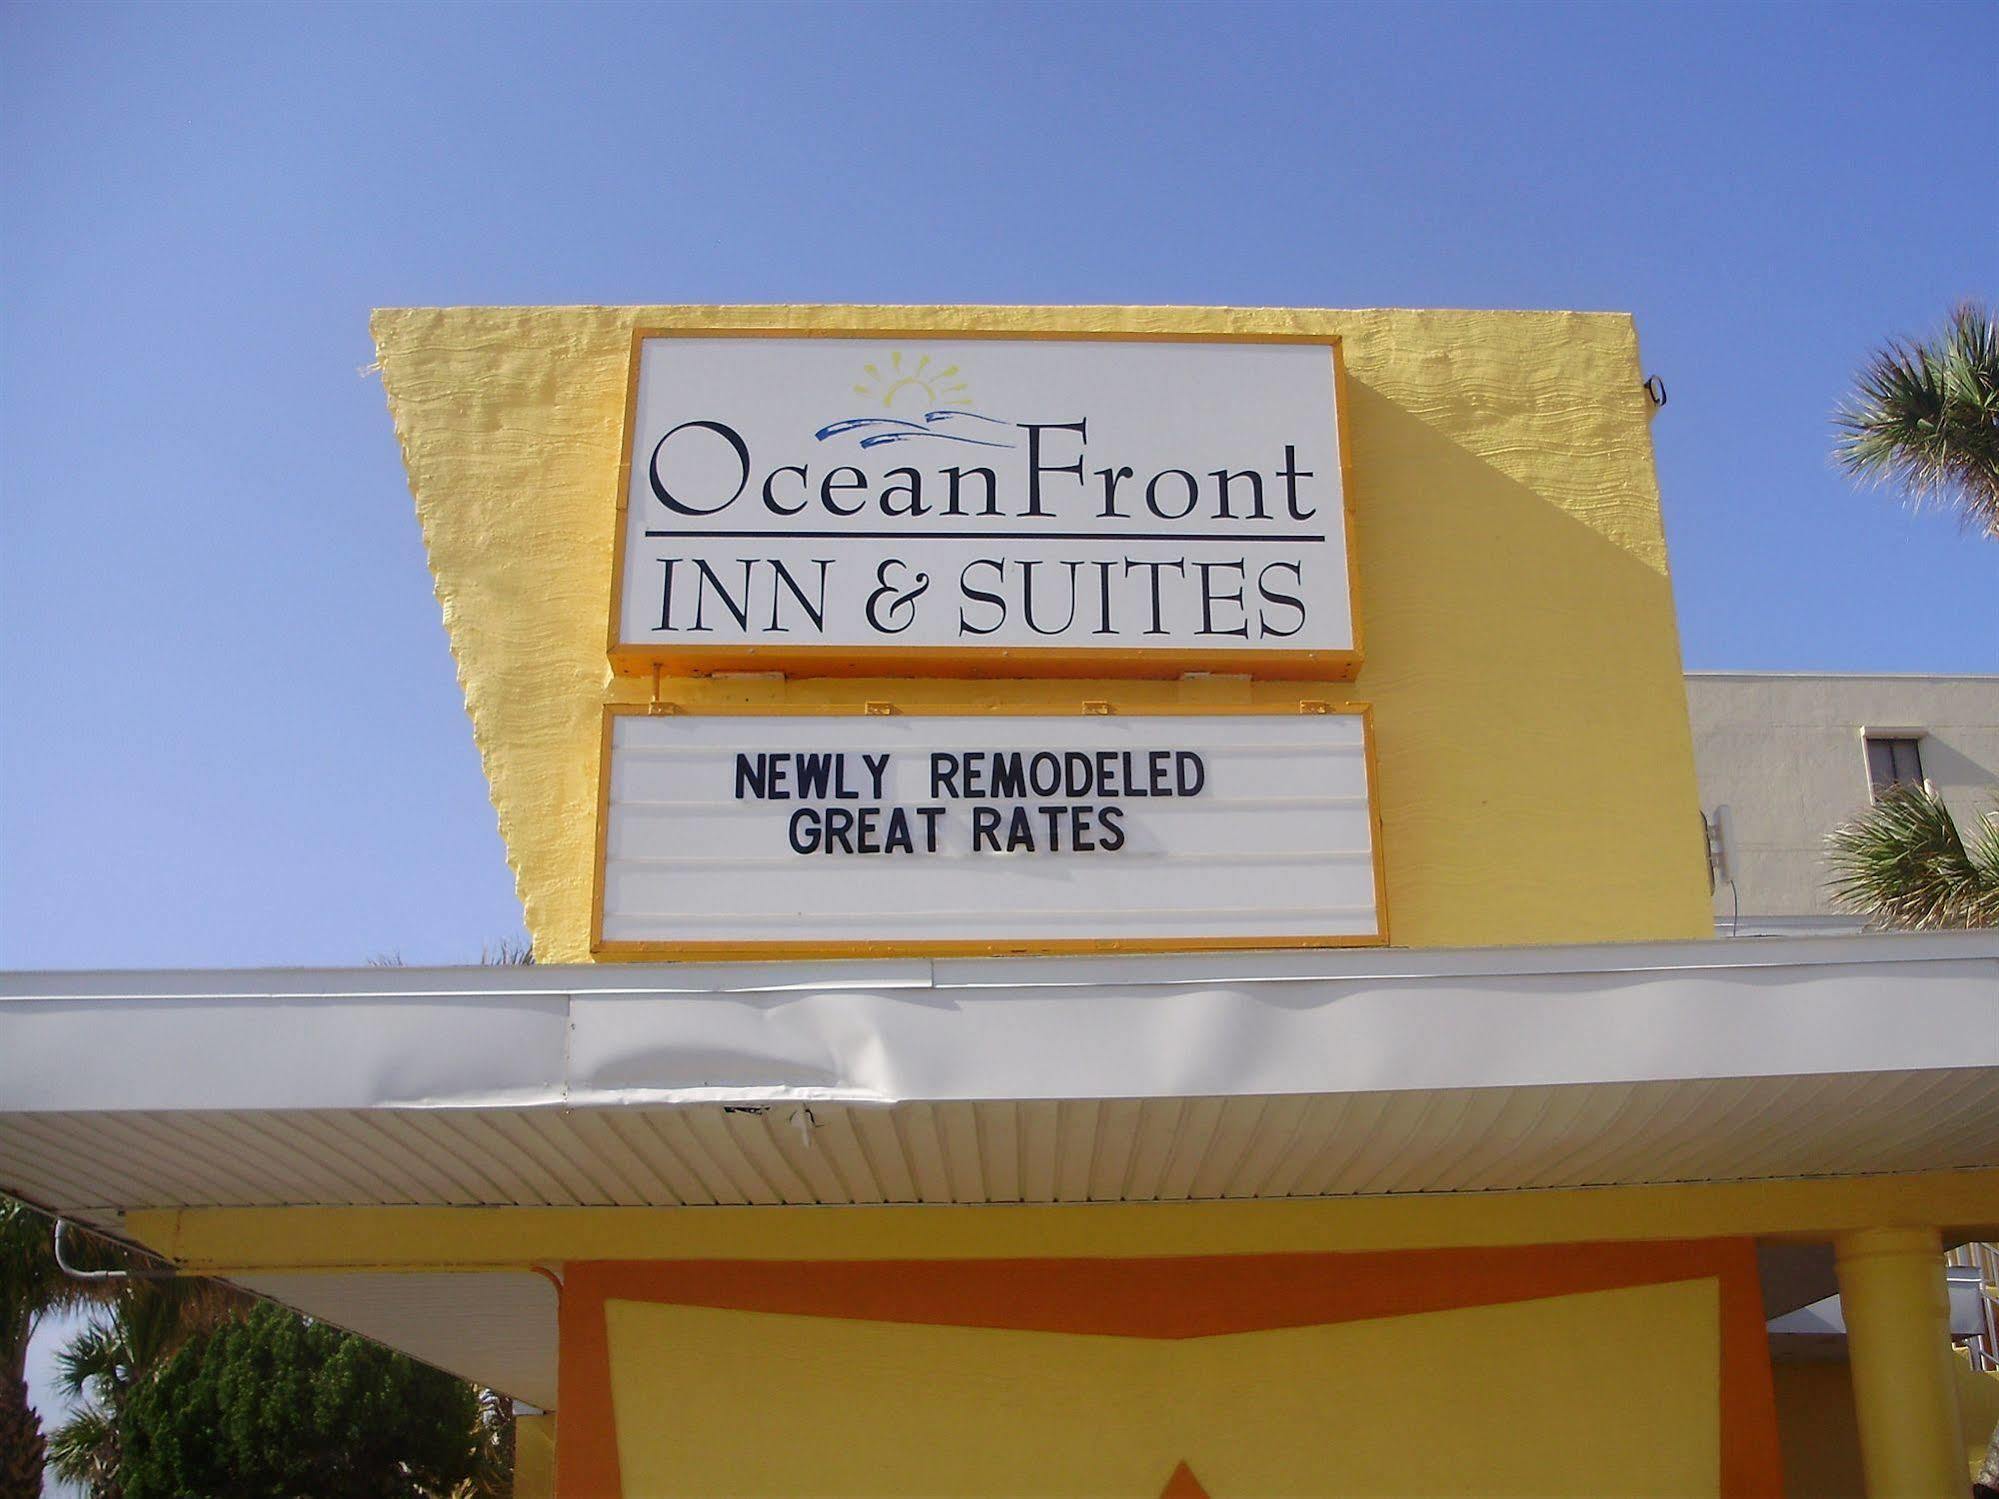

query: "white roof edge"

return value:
[3, 930, 1994, 1002]
[1, 934, 1995, 1114]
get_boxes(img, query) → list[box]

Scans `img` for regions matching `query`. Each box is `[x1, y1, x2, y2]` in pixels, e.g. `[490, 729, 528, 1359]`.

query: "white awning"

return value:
[4, 932, 1995, 1217]
[7, 931, 1995, 1407]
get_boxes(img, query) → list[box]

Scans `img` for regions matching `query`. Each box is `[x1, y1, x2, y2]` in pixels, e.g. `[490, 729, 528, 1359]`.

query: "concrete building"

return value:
[1685, 672, 1999, 1486]
[1687, 673, 1999, 937]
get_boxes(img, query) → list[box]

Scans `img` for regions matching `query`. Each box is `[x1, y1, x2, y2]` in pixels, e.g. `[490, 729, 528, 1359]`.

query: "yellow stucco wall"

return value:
[600, 1280, 1721, 1497]
[373, 304, 1710, 959]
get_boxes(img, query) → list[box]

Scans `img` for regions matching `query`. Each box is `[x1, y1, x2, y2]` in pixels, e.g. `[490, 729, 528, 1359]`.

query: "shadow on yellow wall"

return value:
[1775, 1354, 1999, 1498]
[1342, 373, 1704, 945]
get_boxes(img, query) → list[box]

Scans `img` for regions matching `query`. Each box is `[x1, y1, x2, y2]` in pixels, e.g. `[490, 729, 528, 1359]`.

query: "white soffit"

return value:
[234, 1272, 558, 1409]
[1, 933, 1995, 1218]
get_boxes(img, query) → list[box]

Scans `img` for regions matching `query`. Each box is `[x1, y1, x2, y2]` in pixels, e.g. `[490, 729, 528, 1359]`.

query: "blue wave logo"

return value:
[814, 410, 1016, 450]
[816, 351, 1017, 450]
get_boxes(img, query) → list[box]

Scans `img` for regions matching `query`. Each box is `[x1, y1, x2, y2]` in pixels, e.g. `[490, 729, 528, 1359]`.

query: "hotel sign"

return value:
[610, 334, 1359, 678]
[594, 706, 1383, 956]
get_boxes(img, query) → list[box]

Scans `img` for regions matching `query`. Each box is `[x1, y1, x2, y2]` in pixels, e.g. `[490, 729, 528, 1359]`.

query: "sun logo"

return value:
[852, 351, 973, 414]
[817, 351, 1012, 449]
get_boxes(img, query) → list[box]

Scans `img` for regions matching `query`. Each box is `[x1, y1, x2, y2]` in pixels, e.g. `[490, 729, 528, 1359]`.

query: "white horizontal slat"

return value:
[678, 1111, 786, 1206]
[1155, 1097, 1227, 1202]
[1256, 1095, 1353, 1198]
[1054, 1099, 1099, 1204]
[718, 1108, 819, 1204]
[538, 1111, 663, 1206]
[390, 1110, 524, 1205]
[759, 1106, 855, 1205]
[1089, 1098, 1145, 1202]
[644, 1111, 750, 1206]
[1181, 1097, 1254, 1200]
[934, 1103, 986, 1206]
[2, 1069, 1998, 1220]
[810, 1108, 887, 1205]
[895, 1104, 955, 1204]
[607, 1110, 713, 1206]
[976, 1101, 1022, 1204]
[1223, 1094, 1313, 1199]
[1119, 1098, 1186, 1201]
[849, 1109, 919, 1204]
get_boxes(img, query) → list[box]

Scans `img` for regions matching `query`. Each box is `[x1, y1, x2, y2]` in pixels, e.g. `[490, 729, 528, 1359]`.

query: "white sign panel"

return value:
[612, 335, 1356, 676]
[596, 710, 1381, 954]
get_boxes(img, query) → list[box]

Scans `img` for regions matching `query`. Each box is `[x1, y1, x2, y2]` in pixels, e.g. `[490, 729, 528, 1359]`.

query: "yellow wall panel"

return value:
[602, 1279, 1721, 1497]
[373, 305, 1711, 957]
[514, 1413, 557, 1499]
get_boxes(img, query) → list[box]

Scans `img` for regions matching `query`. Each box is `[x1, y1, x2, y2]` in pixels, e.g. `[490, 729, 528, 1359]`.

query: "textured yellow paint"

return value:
[514, 1413, 556, 1499]
[602, 1280, 1719, 1497]
[373, 305, 1710, 960]
[120, 1166, 1999, 1271]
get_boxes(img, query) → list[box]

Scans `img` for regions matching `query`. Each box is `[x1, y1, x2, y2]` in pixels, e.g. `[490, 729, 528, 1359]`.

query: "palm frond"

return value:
[1825, 783, 1999, 929]
[46, 1402, 120, 1488]
[53, 1319, 122, 1402]
[1835, 302, 1999, 536]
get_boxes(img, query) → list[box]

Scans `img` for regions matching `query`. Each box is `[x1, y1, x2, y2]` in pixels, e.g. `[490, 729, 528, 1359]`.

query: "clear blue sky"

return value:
[3, 0, 1994, 972]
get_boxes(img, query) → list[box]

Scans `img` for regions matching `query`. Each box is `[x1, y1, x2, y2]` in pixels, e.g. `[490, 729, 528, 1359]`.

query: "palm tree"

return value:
[1827, 304, 1999, 924]
[1834, 301, 1999, 536]
[47, 1279, 249, 1498]
[1825, 782, 1999, 929]
[16, 946, 528, 1497]
[0, 1200, 103, 1499]
[454, 1386, 520, 1499]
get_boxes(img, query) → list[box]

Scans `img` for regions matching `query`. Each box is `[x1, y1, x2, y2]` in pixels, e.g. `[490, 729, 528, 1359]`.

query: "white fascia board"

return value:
[563, 940, 1999, 1106]
[3, 930, 1984, 996]
[2, 933, 1994, 1113]
[0, 993, 572, 1112]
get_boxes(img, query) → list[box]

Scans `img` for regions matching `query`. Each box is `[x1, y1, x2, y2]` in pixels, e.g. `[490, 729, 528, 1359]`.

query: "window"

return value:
[1865, 735, 1924, 798]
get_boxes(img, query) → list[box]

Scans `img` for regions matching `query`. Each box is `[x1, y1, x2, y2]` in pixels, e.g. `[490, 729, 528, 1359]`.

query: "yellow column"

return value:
[1834, 1227, 1965, 1498]
[514, 1412, 556, 1499]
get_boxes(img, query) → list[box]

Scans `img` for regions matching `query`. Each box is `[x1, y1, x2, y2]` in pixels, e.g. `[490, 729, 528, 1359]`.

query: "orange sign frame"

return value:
[605, 326, 1364, 682]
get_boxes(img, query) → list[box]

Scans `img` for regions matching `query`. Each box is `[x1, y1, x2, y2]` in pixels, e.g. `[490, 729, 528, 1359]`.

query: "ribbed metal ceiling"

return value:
[8, 1067, 1997, 1220]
